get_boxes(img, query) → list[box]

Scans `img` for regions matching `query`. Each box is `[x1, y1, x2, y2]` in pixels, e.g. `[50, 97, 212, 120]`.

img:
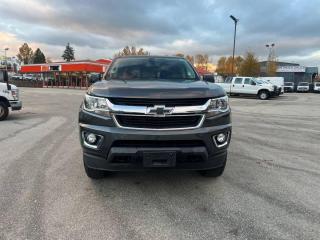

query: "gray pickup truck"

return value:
[79, 56, 231, 178]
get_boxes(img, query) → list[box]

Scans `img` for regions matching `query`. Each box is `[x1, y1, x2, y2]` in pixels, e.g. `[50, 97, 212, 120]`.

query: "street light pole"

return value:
[230, 15, 238, 76]
[4, 48, 9, 72]
[265, 43, 275, 76]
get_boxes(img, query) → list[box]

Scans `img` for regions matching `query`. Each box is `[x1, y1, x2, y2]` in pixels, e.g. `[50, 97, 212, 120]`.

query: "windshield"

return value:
[255, 79, 265, 84]
[285, 82, 293, 86]
[106, 57, 198, 81]
[299, 82, 308, 86]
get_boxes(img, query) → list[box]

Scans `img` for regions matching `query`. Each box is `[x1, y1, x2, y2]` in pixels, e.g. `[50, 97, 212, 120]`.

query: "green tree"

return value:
[62, 43, 75, 62]
[239, 52, 260, 77]
[33, 48, 46, 64]
[17, 43, 33, 64]
[115, 46, 149, 57]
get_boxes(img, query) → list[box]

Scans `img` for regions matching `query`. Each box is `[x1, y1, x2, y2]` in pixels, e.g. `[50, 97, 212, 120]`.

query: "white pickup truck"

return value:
[259, 77, 284, 95]
[216, 76, 276, 100]
[0, 71, 22, 120]
[314, 82, 320, 93]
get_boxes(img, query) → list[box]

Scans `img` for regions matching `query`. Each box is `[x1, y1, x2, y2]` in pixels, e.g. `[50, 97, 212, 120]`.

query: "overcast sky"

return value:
[0, 0, 319, 66]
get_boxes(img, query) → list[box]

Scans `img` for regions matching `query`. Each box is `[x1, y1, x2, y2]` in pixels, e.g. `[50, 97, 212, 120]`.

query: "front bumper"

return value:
[79, 110, 231, 171]
[284, 87, 294, 92]
[269, 90, 277, 96]
[9, 101, 22, 111]
[297, 88, 309, 92]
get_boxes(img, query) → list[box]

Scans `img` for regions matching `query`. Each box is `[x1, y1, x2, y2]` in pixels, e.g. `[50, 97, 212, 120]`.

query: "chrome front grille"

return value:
[106, 98, 209, 130]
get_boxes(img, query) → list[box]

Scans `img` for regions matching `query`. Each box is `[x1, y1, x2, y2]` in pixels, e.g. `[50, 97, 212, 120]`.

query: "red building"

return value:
[20, 59, 111, 74]
[19, 59, 112, 88]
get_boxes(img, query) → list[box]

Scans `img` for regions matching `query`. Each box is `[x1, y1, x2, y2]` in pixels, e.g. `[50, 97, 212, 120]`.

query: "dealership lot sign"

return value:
[277, 66, 306, 72]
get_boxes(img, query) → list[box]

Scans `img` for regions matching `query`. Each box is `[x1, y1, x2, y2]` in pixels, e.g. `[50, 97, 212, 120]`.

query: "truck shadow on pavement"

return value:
[5, 111, 37, 121]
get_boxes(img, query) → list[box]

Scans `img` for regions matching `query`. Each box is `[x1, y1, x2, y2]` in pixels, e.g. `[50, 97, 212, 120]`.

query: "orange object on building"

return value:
[95, 58, 113, 64]
[20, 60, 112, 73]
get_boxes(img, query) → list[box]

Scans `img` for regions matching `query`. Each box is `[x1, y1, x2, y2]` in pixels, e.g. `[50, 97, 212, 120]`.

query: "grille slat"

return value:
[115, 115, 202, 129]
[109, 98, 208, 107]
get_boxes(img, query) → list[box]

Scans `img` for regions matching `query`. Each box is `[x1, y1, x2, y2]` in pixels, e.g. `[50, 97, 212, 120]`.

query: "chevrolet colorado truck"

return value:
[0, 70, 22, 121]
[79, 56, 231, 178]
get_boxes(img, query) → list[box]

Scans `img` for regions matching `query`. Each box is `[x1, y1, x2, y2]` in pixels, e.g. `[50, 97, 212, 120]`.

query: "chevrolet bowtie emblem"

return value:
[147, 105, 174, 116]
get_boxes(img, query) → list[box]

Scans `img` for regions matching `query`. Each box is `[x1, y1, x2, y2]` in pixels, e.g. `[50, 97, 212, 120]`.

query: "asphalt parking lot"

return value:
[1, 88, 319, 240]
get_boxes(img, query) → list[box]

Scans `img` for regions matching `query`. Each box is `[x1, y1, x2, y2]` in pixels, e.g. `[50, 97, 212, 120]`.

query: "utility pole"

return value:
[4, 48, 9, 72]
[230, 15, 239, 76]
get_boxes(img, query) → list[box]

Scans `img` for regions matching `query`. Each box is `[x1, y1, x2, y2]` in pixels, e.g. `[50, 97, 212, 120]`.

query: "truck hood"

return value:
[0, 82, 17, 90]
[10, 84, 18, 90]
[87, 80, 226, 99]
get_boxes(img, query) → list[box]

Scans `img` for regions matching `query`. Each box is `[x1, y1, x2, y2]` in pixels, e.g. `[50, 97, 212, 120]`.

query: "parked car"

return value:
[23, 74, 36, 81]
[314, 82, 320, 93]
[259, 77, 284, 95]
[79, 56, 231, 179]
[216, 76, 276, 100]
[10, 74, 23, 80]
[297, 82, 310, 92]
[284, 82, 295, 92]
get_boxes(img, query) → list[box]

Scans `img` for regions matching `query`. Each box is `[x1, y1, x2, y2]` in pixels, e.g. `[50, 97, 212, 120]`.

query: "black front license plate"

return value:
[143, 151, 176, 168]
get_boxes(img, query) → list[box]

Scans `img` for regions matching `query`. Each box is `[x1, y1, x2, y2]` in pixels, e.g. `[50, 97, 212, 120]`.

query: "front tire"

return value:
[84, 163, 112, 179]
[199, 164, 226, 177]
[258, 90, 269, 100]
[0, 102, 9, 121]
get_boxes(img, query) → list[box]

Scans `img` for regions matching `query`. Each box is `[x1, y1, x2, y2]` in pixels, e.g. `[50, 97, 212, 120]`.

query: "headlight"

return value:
[11, 89, 19, 100]
[83, 94, 110, 117]
[207, 96, 229, 113]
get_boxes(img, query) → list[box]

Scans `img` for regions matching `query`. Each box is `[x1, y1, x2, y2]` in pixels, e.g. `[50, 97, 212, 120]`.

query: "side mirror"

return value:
[3, 71, 11, 90]
[251, 81, 256, 86]
[3, 70, 8, 83]
[89, 73, 102, 84]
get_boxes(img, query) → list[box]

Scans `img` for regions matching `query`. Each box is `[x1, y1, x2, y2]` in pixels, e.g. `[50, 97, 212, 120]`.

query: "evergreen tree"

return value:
[62, 43, 75, 62]
[33, 48, 46, 64]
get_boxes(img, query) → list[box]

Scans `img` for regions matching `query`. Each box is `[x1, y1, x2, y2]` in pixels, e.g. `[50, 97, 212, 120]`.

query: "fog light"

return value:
[213, 132, 229, 148]
[216, 133, 226, 143]
[86, 133, 97, 144]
